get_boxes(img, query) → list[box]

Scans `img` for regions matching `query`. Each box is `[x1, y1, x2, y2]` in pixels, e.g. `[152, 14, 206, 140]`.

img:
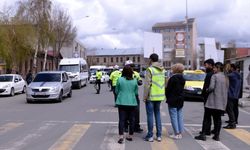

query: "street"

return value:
[0, 83, 249, 150]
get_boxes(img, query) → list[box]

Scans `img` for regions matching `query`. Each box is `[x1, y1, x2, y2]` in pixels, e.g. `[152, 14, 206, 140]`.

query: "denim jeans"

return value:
[145, 101, 162, 138]
[168, 106, 184, 134]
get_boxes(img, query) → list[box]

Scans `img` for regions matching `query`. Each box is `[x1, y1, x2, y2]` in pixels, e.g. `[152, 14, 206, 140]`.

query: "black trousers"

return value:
[226, 98, 239, 125]
[201, 107, 212, 134]
[118, 106, 136, 135]
[203, 108, 223, 137]
[112, 86, 117, 103]
[125, 96, 141, 130]
[95, 80, 101, 93]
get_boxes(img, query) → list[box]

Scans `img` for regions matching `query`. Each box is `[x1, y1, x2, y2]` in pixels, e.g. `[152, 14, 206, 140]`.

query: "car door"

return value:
[14, 75, 21, 92]
[62, 73, 70, 95]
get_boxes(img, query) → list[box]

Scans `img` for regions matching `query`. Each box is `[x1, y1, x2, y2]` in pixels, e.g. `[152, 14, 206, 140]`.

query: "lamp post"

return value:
[185, 0, 189, 69]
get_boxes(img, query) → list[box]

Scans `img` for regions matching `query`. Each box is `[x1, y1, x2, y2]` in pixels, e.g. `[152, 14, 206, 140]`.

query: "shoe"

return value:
[199, 131, 211, 136]
[225, 120, 229, 123]
[156, 137, 162, 142]
[223, 125, 236, 129]
[126, 137, 133, 141]
[194, 134, 206, 141]
[169, 134, 181, 140]
[134, 128, 143, 133]
[212, 136, 220, 141]
[211, 129, 215, 134]
[118, 138, 124, 144]
[144, 136, 154, 142]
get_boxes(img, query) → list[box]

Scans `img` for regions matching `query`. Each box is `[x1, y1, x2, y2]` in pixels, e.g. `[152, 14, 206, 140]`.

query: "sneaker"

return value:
[144, 136, 154, 142]
[177, 134, 182, 139]
[156, 137, 162, 142]
[169, 134, 180, 140]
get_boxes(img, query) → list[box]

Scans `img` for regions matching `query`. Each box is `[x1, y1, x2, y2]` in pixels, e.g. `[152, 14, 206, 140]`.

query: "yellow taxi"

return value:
[183, 70, 205, 100]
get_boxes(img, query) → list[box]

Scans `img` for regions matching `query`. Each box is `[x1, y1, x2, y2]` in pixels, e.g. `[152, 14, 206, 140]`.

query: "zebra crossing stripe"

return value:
[185, 127, 231, 150]
[0, 122, 23, 135]
[48, 124, 90, 150]
[100, 125, 125, 150]
[151, 127, 178, 150]
[224, 129, 250, 145]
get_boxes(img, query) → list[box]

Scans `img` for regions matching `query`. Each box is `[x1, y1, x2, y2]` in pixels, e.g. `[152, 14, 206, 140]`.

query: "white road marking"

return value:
[100, 125, 125, 150]
[239, 108, 250, 115]
[0, 123, 57, 150]
[185, 127, 231, 150]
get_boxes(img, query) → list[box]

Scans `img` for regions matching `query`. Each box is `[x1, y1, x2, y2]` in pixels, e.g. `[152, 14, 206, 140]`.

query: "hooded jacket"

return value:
[143, 62, 165, 101]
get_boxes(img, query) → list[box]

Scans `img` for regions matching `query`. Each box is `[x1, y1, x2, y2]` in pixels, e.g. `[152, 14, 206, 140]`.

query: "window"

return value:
[111, 57, 113, 62]
[96, 58, 99, 63]
[126, 57, 129, 60]
[116, 57, 119, 62]
[104, 57, 106, 63]
[133, 56, 136, 62]
[120, 57, 123, 62]
[137, 57, 140, 62]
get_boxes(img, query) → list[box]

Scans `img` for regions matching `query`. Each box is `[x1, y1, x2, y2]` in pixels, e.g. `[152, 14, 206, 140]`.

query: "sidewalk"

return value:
[239, 91, 250, 108]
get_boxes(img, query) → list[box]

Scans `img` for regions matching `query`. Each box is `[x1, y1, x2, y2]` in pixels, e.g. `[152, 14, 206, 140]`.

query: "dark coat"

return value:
[228, 71, 241, 99]
[165, 74, 186, 108]
[202, 68, 214, 103]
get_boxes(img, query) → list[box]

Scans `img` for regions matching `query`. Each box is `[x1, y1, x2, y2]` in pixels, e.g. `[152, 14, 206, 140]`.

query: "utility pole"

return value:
[185, 0, 189, 69]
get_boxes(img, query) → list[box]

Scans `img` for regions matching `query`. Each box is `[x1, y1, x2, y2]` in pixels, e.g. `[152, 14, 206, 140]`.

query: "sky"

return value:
[1, 0, 250, 49]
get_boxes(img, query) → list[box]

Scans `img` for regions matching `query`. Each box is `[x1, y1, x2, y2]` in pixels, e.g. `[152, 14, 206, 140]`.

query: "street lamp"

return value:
[185, 0, 189, 69]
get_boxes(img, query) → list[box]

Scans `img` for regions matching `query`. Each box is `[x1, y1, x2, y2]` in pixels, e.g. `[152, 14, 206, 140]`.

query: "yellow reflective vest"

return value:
[110, 70, 121, 86]
[96, 71, 102, 80]
[147, 67, 165, 101]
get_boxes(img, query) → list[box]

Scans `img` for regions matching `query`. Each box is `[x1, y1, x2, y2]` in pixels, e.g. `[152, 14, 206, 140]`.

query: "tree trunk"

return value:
[43, 48, 48, 71]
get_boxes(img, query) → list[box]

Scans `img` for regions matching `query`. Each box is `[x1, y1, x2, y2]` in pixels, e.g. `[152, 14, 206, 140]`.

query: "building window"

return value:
[137, 57, 140, 62]
[126, 57, 129, 60]
[120, 57, 123, 63]
[116, 57, 119, 63]
[133, 56, 136, 62]
[96, 58, 99, 63]
[104, 57, 106, 63]
[111, 57, 113, 63]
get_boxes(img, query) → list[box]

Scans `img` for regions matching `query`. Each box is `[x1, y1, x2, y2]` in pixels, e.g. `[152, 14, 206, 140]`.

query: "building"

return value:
[86, 48, 144, 70]
[60, 39, 87, 59]
[197, 37, 224, 69]
[152, 18, 197, 69]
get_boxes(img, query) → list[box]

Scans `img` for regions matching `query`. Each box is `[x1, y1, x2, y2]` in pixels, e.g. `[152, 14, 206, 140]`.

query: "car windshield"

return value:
[183, 73, 205, 81]
[89, 69, 97, 75]
[59, 65, 79, 73]
[0, 76, 13, 82]
[33, 73, 61, 82]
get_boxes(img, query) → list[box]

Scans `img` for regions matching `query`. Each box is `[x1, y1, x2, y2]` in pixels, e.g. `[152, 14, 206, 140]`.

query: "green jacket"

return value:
[110, 70, 121, 86]
[115, 77, 138, 106]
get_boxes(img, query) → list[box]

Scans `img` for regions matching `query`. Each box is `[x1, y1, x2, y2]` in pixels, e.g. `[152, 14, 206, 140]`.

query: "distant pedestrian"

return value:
[95, 69, 102, 94]
[165, 63, 186, 140]
[195, 59, 215, 140]
[197, 62, 229, 141]
[224, 64, 241, 129]
[115, 65, 138, 144]
[26, 70, 33, 85]
[144, 53, 165, 142]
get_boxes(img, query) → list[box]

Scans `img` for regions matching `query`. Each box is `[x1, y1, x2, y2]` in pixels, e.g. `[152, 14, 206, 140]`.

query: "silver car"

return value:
[26, 71, 72, 103]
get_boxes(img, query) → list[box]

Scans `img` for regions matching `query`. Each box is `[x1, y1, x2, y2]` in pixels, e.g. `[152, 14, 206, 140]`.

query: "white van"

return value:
[59, 58, 88, 89]
[89, 65, 106, 76]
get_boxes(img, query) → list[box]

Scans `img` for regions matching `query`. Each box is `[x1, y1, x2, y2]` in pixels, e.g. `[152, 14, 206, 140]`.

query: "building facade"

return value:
[87, 48, 144, 70]
[60, 39, 87, 59]
[152, 18, 197, 69]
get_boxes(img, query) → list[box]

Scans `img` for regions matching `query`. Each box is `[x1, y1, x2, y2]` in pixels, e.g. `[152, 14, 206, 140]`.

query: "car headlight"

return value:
[185, 86, 195, 91]
[50, 86, 60, 92]
[3, 84, 11, 88]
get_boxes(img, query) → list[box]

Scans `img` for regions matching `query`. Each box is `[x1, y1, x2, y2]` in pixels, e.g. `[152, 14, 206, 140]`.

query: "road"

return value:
[0, 83, 249, 150]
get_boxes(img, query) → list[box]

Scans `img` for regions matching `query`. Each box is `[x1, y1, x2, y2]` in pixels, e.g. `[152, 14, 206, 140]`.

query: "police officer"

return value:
[125, 60, 143, 133]
[110, 65, 122, 103]
[95, 69, 102, 94]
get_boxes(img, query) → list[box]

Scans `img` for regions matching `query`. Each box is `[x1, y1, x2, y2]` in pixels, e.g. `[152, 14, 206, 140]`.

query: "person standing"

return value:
[165, 63, 185, 139]
[110, 66, 122, 103]
[195, 59, 215, 140]
[198, 62, 229, 141]
[144, 53, 165, 142]
[95, 69, 102, 94]
[115, 66, 138, 144]
[26, 70, 33, 85]
[224, 64, 241, 129]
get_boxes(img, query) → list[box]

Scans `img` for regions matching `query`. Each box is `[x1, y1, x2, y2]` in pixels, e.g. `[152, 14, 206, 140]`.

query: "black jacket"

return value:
[202, 68, 213, 103]
[165, 74, 186, 108]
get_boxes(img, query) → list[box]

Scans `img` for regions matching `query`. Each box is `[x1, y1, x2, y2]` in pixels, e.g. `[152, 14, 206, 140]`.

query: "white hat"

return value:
[125, 60, 133, 66]
[114, 65, 119, 69]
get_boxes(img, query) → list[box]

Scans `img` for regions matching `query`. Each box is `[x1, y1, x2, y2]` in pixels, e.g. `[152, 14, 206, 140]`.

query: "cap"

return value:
[125, 60, 133, 66]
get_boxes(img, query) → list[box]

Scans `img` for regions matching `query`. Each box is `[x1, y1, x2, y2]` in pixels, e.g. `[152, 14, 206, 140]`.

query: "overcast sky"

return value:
[1, 0, 250, 49]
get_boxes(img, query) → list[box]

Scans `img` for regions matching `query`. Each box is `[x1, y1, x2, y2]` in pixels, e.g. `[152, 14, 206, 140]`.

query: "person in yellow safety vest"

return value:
[143, 53, 165, 142]
[95, 69, 103, 94]
[110, 66, 122, 103]
[124, 60, 143, 133]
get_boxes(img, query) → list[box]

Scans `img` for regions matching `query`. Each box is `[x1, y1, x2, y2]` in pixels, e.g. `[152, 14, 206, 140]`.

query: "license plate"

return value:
[34, 92, 46, 95]
[197, 91, 202, 94]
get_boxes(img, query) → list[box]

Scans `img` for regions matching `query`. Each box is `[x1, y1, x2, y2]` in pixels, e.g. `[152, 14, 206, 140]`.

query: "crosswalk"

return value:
[0, 121, 249, 150]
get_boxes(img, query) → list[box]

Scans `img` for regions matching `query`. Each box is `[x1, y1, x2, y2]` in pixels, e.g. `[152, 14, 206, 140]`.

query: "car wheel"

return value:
[67, 88, 72, 98]
[57, 91, 63, 102]
[22, 86, 26, 93]
[26, 99, 32, 103]
[10, 88, 15, 96]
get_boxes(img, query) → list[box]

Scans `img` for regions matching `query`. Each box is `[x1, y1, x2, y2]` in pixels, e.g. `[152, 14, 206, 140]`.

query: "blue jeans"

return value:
[168, 106, 184, 134]
[145, 101, 162, 138]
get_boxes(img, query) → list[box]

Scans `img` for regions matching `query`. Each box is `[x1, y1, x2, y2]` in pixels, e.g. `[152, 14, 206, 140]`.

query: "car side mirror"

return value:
[14, 79, 19, 82]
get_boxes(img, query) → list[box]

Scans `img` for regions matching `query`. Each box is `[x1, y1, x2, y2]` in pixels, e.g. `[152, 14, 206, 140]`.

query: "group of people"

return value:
[95, 53, 242, 144]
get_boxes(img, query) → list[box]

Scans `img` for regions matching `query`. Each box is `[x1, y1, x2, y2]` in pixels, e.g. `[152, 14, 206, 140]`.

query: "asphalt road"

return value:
[0, 83, 249, 150]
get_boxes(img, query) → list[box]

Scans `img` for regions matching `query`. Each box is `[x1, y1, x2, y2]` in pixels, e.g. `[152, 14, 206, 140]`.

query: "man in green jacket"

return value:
[110, 66, 122, 103]
[95, 69, 102, 94]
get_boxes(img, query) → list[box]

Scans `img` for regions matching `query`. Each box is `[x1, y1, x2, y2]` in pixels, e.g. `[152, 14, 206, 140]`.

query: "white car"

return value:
[26, 71, 72, 103]
[0, 74, 27, 96]
[89, 71, 110, 84]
